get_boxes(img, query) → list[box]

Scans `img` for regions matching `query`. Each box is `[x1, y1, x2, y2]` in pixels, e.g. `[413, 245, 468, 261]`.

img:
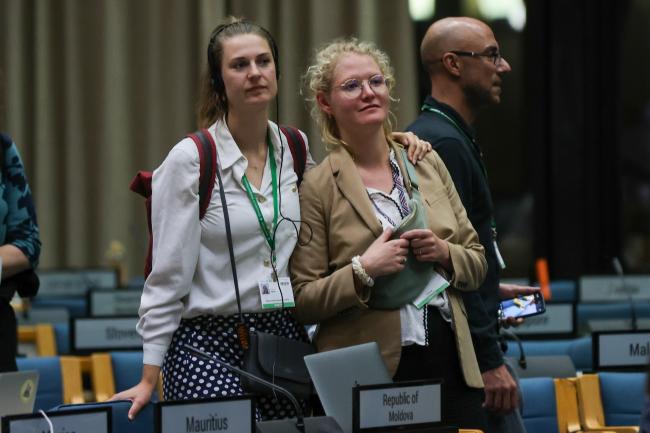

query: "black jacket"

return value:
[407, 96, 503, 372]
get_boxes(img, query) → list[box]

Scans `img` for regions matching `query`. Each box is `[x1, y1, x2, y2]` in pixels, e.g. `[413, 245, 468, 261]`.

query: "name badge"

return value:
[412, 272, 449, 309]
[258, 277, 295, 309]
[2, 407, 110, 433]
[353, 380, 442, 432]
[155, 396, 255, 433]
[493, 240, 507, 269]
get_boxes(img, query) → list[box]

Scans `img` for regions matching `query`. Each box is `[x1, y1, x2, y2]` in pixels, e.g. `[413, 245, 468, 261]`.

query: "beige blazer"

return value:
[290, 142, 487, 388]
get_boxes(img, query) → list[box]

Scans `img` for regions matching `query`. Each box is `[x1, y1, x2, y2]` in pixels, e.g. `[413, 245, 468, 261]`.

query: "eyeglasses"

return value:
[336, 74, 387, 98]
[449, 50, 503, 65]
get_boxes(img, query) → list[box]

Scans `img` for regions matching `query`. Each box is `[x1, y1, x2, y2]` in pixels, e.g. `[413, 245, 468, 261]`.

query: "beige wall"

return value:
[0, 0, 418, 282]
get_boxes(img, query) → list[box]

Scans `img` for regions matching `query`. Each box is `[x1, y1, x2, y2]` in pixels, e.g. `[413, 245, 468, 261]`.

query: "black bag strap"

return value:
[196, 131, 246, 327]
[280, 126, 307, 186]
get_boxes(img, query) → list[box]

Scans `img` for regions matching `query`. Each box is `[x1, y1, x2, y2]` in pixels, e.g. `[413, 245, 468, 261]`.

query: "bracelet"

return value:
[351, 255, 374, 287]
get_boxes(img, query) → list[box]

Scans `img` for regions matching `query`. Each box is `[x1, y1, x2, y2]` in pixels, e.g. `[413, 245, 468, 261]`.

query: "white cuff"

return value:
[142, 343, 168, 367]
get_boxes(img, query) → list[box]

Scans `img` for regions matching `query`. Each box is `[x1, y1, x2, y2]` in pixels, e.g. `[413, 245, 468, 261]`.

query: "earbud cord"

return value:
[39, 409, 54, 433]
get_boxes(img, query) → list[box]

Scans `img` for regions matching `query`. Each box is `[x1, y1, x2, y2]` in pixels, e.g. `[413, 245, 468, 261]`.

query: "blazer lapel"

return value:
[329, 147, 383, 237]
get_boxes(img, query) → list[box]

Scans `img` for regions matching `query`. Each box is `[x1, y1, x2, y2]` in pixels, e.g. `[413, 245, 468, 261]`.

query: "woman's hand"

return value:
[401, 229, 452, 270]
[360, 228, 410, 278]
[109, 364, 159, 420]
[390, 132, 432, 164]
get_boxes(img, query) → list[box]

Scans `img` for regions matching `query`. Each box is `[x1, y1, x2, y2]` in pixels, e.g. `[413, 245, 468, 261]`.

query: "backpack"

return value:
[130, 126, 307, 279]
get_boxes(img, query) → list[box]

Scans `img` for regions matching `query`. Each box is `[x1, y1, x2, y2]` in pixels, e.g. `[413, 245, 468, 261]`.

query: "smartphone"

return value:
[498, 292, 546, 320]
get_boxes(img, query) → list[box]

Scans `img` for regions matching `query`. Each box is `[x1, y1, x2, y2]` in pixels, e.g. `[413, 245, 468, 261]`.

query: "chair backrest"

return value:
[30, 297, 88, 318]
[53, 400, 154, 433]
[89, 351, 158, 403]
[111, 351, 145, 392]
[18, 324, 57, 356]
[549, 280, 577, 303]
[16, 356, 63, 410]
[54, 322, 71, 354]
[599, 372, 645, 426]
[575, 373, 607, 430]
[505, 337, 592, 371]
[508, 355, 576, 379]
[16, 307, 70, 325]
[567, 337, 592, 370]
[519, 377, 560, 433]
[554, 378, 582, 433]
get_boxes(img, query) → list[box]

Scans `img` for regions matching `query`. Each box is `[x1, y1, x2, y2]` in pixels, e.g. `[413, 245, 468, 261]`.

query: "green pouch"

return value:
[367, 150, 435, 310]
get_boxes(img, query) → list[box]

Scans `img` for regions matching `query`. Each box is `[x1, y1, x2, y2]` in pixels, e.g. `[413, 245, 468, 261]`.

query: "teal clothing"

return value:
[0, 133, 40, 267]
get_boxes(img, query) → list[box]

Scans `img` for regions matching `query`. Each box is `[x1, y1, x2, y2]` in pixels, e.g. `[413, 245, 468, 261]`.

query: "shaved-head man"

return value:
[408, 17, 537, 433]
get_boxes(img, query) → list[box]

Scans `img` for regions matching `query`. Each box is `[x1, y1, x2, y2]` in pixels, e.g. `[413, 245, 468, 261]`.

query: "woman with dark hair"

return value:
[112, 18, 314, 421]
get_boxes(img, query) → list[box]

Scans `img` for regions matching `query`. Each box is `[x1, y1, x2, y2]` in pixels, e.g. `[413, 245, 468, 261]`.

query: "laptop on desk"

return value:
[0, 371, 39, 428]
[304, 342, 392, 433]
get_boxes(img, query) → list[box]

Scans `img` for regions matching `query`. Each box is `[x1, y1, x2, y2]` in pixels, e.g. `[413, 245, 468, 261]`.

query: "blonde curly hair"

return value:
[302, 38, 397, 149]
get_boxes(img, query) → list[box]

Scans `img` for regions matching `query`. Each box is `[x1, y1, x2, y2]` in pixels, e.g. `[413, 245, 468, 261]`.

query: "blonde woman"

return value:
[291, 39, 488, 430]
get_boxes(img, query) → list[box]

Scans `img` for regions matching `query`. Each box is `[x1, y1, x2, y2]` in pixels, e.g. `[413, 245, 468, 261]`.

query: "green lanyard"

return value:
[421, 103, 500, 239]
[241, 133, 279, 254]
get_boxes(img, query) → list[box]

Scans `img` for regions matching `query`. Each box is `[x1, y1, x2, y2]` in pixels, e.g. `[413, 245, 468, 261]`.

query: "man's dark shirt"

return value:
[407, 95, 503, 371]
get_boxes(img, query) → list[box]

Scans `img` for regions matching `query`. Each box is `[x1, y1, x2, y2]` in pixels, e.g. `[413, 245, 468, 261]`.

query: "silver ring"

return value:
[402, 256, 407, 263]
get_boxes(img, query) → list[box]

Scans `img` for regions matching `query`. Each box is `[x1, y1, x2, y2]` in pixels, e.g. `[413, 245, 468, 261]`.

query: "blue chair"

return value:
[567, 337, 592, 370]
[599, 372, 645, 426]
[111, 351, 156, 399]
[91, 352, 159, 403]
[504, 337, 592, 371]
[519, 377, 559, 433]
[53, 323, 70, 354]
[17, 356, 63, 410]
[53, 400, 154, 433]
[549, 280, 577, 303]
[30, 297, 88, 318]
[577, 301, 650, 331]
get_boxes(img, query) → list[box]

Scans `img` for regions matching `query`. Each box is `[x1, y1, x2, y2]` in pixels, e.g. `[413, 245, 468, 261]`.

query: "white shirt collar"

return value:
[210, 119, 284, 173]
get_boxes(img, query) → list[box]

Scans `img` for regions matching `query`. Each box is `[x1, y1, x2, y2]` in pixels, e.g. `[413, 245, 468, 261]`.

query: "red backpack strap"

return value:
[187, 129, 217, 219]
[280, 125, 307, 186]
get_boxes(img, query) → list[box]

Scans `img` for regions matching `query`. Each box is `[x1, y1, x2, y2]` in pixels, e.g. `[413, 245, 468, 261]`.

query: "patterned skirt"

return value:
[162, 309, 310, 421]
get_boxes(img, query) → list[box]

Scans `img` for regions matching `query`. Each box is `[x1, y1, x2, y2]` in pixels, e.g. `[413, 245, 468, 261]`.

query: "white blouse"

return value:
[137, 120, 314, 366]
[366, 151, 451, 347]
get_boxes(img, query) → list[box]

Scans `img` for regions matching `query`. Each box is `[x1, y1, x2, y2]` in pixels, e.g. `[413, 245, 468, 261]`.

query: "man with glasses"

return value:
[407, 17, 535, 433]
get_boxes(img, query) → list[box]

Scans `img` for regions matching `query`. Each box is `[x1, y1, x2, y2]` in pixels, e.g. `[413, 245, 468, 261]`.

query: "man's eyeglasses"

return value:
[449, 50, 502, 65]
[337, 74, 387, 98]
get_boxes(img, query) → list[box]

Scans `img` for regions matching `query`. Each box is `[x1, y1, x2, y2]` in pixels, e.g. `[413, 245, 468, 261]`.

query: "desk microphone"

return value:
[612, 257, 638, 330]
[182, 344, 343, 433]
[182, 344, 305, 430]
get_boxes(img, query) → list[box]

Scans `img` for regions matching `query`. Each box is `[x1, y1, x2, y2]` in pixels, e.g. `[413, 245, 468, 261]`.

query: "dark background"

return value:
[413, 0, 650, 279]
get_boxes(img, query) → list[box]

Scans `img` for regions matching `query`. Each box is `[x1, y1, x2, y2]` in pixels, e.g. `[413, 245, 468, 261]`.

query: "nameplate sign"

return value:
[353, 380, 442, 432]
[71, 316, 141, 352]
[580, 275, 650, 302]
[88, 289, 141, 316]
[155, 397, 254, 433]
[38, 268, 118, 297]
[593, 330, 650, 369]
[2, 407, 110, 433]
[514, 304, 574, 337]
